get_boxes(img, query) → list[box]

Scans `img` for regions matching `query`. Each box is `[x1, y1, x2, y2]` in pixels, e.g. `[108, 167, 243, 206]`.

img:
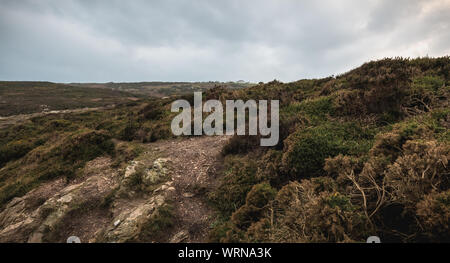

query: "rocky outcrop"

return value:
[0, 156, 176, 243]
[98, 181, 174, 242]
[118, 158, 170, 197]
[0, 135, 226, 243]
[28, 172, 118, 242]
[170, 230, 189, 243]
[0, 157, 119, 243]
[143, 158, 169, 186]
[0, 196, 41, 242]
[97, 158, 174, 242]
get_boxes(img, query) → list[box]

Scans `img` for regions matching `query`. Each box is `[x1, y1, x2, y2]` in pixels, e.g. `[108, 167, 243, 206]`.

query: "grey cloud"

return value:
[0, 0, 449, 83]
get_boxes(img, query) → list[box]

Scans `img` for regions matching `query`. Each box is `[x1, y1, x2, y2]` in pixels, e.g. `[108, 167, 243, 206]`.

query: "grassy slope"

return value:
[0, 97, 176, 208]
[208, 57, 450, 243]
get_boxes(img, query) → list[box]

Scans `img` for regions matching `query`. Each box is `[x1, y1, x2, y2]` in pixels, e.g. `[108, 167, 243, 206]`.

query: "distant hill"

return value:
[70, 81, 255, 97]
[0, 81, 254, 116]
[0, 81, 141, 116]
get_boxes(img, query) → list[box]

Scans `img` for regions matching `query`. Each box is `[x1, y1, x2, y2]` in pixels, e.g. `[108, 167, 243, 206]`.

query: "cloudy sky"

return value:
[0, 0, 449, 83]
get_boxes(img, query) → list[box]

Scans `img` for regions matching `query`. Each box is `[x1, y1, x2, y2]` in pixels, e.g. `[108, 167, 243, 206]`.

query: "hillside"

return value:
[71, 81, 255, 98]
[0, 81, 142, 117]
[0, 57, 448, 243]
[0, 81, 253, 117]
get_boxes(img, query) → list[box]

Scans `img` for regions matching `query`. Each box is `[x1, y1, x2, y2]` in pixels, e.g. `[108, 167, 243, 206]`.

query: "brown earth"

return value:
[149, 136, 229, 242]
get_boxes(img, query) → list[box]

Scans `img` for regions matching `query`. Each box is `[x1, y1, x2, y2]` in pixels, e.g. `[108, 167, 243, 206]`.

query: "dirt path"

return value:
[148, 136, 229, 242]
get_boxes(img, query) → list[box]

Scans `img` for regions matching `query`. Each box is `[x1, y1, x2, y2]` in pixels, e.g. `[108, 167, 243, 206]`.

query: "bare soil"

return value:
[149, 136, 229, 242]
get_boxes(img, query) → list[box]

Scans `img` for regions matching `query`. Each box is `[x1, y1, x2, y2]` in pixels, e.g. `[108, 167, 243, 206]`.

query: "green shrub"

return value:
[245, 183, 277, 208]
[111, 141, 144, 168]
[140, 101, 164, 120]
[231, 183, 276, 230]
[231, 204, 262, 230]
[0, 140, 35, 167]
[45, 119, 73, 131]
[56, 129, 115, 163]
[416, 190, 450, 242]
[209, 156, 260, 216]
[282, 122, 373, 179]
[208, 219, 234, 242]
[221, 135, 260, 155]
[412, 75, 445, 93]
[324, 192, 354, 211]
[148, 124, 172, 142]
[333, 89, 365, 116]
[297, 96, 334, 120]
[0, 129, 115, 208]
[119, 119, 140, 141]
[242, 181, 370, 242]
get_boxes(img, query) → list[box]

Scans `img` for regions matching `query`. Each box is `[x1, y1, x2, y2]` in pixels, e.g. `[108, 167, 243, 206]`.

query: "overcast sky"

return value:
[0, 0, 449, 83]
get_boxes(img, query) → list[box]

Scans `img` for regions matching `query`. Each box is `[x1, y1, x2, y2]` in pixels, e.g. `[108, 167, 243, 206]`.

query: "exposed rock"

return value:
[153, 158, 168, 171]
[96, 161, 175, 243]
[170, 230, 189, 243]
[27, 172, 118, 242]
[0, 157, 118, 243]
[99, 194, 167, 243]
[117, 161, 142, 197]
[143, 158, 169, 186]
[0, 196, 40, 242]
[154, 182, 176, 194]
[117, 158, 170, 198]
[124, 160, 141, 178]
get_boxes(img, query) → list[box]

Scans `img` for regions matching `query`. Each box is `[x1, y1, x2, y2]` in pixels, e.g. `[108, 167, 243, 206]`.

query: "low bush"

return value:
[231, 183, 276, 230]
[0, 140, 36, 167]
[208, 156, 260, 217]
[282, 122, 373, 179]
[221, 135, 260, 156]
[245, 181, 370, 242]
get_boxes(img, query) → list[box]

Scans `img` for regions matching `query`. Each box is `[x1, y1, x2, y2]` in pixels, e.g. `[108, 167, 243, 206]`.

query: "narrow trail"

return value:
[148, 136, 229, 242]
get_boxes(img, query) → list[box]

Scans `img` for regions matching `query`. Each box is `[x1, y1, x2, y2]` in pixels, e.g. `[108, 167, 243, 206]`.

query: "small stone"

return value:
[58, 194, 73, 203]
[182, 193, 195, 198]
[114, 220, 121, 227]
[124, 161, 140, 178]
